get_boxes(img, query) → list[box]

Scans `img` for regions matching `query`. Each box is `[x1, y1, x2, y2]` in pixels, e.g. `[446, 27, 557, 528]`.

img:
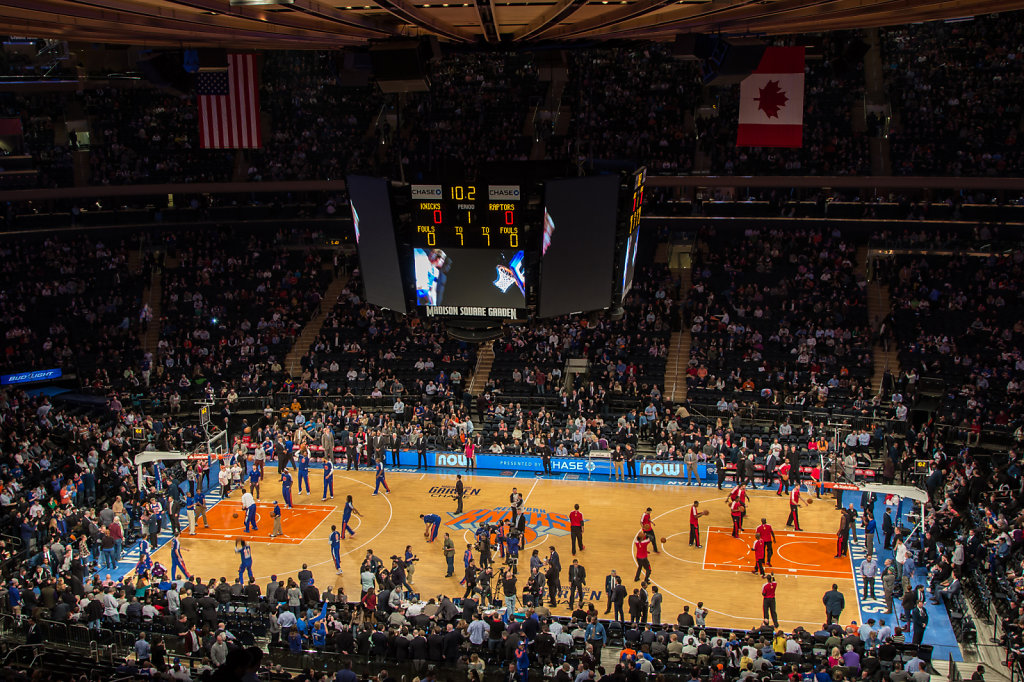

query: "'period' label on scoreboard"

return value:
[411, 184, 443, 199]
[488, 185, 521, 201]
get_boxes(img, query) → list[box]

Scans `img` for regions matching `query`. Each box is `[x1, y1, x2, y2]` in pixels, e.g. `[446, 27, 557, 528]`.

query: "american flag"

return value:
[197, 53, 262, 149]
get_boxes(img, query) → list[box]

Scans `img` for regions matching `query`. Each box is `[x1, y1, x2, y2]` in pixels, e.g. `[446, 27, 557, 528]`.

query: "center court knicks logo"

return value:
[445, 506, 579, 545]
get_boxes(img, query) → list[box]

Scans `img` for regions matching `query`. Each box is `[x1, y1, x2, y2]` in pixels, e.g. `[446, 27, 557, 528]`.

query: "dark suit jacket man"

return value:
[181, 595, 199, 623]
[604, 572, 618, 613]
[443, 627, 463, 662]
[410, 634, 428, 662]
[911, 604, 929, 644]
[298, 567, 313, 590]
[612, 583, 627, 612]
[822, 584, 845, 623]
[638, 584, 650, 623]
[548, 549, 561, 575]
[546, 564, 561, 605]
[426, 630, 444, 662]
[198, 595, 218, 625]
[627, 591, 642, 623]
[569, 563, 586, 586]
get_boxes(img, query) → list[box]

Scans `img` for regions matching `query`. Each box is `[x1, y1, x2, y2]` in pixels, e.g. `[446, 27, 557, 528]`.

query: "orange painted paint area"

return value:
[701, 527, 853, 579]
[188, 502, 334, 545]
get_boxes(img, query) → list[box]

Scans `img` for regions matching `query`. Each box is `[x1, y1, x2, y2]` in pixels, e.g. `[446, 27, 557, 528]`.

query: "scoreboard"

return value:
[348, 172, 645, 326]
[407, 183, 526, 320]
[410, 183, 521, 249]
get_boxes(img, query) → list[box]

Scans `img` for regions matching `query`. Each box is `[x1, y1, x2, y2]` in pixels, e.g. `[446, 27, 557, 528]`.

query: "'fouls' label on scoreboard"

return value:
[425, 306, 519, 319]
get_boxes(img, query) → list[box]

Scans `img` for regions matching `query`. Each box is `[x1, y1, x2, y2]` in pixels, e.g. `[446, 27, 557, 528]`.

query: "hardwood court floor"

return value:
[153, 471, 855, 630]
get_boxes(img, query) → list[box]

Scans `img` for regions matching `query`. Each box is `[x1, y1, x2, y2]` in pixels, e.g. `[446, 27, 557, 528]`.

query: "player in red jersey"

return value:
[752, 535, 766, 576]
[762, 574, 779, 627]
[633, 532, 652, 582]
[640, 508, 659, 553]
[777, 461, 791, 495]
[730, 496, 746, 537]
[755, 517, 777, 566]
[729, 483, 750, 526]
[786, 486, 809, 531]
[689, 500, 709, 548]
[569, 503, 585, 555]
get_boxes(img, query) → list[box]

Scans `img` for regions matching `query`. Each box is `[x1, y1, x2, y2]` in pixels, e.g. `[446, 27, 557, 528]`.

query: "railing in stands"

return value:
[1011, 655, 1024, 682]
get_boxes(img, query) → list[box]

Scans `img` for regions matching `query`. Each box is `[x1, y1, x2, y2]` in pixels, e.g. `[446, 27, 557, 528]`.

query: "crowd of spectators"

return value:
[0, 235, 145, 384]
[881, 11, 1024, 176]
[0, 91, 74, 188]
[251, 52, 382, 182]
[398, 51, 542, 179]
[684, 226, 876, 417]
[882, 250, 1024, 433]
[81, 86, 235, 185]
[561, 47, 702, 173]
[151, 227, 331, 400]
[298, 270, 477, 402]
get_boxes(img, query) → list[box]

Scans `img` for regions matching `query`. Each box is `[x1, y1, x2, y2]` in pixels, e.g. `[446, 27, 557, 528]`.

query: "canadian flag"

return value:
[736, 46, 805, 148]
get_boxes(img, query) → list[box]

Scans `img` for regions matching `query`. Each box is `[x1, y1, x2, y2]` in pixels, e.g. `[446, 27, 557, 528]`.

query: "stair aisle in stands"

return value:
[466, 343, 494, 397]
[139, 251, 163, 356]
[285, 269, 350, 377]
[860, 246, 900, 396]
[666, 272, 693, 403]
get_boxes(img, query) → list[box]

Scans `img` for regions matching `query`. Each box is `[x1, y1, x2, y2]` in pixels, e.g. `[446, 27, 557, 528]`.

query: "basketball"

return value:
[806, 499, 814, 505]
[661, 537, 667, 544]
[232, 512, 240, 518]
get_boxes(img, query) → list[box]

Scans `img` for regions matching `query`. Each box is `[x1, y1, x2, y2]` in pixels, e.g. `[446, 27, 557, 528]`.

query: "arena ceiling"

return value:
[3, 0, 1021, 50]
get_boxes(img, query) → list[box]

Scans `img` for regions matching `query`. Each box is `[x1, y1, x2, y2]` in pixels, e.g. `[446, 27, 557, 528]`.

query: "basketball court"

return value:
[153, 470, 855, 629]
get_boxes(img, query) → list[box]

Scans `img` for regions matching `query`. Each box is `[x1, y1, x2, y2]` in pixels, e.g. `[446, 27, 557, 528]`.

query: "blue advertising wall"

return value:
[395, 449, 713, 480]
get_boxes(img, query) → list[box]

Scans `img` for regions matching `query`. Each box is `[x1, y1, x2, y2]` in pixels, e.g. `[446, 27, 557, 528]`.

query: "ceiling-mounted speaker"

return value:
[673, 33, 713, 61]
[370, 40, 430, 93]
[197, 48, 228, 71]
[701, 38, 766, 87]
[137, 51, 195, 94]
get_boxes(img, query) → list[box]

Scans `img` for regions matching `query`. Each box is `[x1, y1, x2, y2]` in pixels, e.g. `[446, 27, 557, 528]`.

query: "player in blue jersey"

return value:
[373, 460, 391, 495]
[235, 539, 254, 583]
[322, 457, 334, 500]
[297, 451, 311, 495]
[170, 534, 191, 580]
[136, 539, 153, 574]
[281, 470, 294, 509]
[248, 465, 261, 499]
[330, 525, 342, 575]
[516, 641, 530, 682]
[420, 513, 441, 542]
[341, 495, 359, 539]
[242, 491, 258, 533]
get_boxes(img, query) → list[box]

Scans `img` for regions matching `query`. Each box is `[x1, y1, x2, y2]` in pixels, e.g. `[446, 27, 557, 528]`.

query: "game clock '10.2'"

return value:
[410, 184, 520, 249]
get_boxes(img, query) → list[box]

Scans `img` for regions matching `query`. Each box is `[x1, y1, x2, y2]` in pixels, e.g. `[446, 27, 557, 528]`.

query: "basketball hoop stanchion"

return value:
[816, 480, 929, 542]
